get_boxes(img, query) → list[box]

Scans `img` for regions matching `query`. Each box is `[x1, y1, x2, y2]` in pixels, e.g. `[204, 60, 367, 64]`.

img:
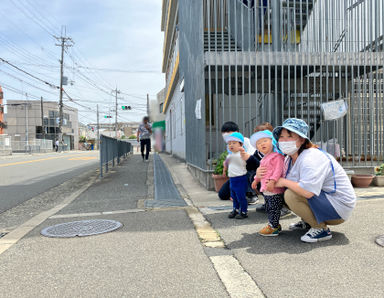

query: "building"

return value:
[161, 0, 384, 188]
[5, 100, 79, 150]
[150, 88, 166, 123]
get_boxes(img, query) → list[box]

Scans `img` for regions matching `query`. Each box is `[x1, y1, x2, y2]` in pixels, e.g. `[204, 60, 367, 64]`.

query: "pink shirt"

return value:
[254, 152, 285, 194]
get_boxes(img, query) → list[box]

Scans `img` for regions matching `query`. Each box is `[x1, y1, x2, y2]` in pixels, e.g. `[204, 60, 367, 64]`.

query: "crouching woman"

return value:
[271, 118, 356, 243]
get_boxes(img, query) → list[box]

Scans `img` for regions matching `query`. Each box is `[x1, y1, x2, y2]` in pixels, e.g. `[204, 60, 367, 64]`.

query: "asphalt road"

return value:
[0, 151, 99, 214]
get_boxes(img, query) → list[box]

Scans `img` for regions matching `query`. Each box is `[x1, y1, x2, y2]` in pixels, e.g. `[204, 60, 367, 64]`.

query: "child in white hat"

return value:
[250, 130, 285, 236]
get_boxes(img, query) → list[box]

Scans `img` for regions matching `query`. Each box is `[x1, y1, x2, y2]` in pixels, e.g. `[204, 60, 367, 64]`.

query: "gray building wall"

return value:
[179, 0, 206, 169]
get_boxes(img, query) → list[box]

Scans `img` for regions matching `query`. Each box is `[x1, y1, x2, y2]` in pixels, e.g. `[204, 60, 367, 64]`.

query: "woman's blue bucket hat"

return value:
[272, 118, 310, 140]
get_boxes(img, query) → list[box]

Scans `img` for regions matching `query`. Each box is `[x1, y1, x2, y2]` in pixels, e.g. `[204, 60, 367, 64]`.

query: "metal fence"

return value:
[0, 135, 12, 155]
[183, 0, 384, 170]
[99, 135, 132, 177]
[11, 139, 53, 153]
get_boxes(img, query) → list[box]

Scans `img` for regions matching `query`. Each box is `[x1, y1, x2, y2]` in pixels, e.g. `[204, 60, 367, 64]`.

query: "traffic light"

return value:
[122, 105, 131, 110]
[104, 115, 112, 118]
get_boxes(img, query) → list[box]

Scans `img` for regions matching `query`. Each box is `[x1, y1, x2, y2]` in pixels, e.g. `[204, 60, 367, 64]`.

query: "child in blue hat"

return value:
[224, 132, 249, 219]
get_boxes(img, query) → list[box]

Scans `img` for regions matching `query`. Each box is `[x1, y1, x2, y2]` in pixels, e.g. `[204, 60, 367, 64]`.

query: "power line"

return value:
[23, 0, 61, 36]
[0, 57, 59, 90]
[8, 0, 57, 38]
[0, 69, 58, 96]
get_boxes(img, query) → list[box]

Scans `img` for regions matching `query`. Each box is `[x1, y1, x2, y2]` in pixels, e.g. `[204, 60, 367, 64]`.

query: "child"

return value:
[251, 130, 285, 236]
[224, 132, 249, 219]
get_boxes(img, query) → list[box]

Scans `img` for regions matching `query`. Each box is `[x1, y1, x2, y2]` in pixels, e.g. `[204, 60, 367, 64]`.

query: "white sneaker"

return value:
[300, 228, 332, 243]
[247, 195, 259, 205]
[289, 220, 310, 231]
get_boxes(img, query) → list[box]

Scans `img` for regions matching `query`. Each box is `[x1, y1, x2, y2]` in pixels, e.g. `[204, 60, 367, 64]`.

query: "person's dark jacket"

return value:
[246, 150, 263, 172]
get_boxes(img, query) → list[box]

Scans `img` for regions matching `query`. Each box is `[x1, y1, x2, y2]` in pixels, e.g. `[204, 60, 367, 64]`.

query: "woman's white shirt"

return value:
[285, 148, 356, 220]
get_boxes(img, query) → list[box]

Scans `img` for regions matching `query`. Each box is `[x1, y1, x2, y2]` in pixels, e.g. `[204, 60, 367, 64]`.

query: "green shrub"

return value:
[374, 163, 384, 176]
[213, 151, 228, 175]
[128, 135, 137, 139]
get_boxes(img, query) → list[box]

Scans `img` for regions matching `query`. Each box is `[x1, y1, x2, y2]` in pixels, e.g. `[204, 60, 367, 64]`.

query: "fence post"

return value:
[100, 136, 103, 178]
[105, 137, 109, 173]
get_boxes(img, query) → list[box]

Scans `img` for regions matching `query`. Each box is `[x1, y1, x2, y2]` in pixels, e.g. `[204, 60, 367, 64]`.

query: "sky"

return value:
[0, 0, 164, 125]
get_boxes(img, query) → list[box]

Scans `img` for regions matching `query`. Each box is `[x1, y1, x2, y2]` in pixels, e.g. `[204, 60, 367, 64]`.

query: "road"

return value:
[0, 151, 99, 213]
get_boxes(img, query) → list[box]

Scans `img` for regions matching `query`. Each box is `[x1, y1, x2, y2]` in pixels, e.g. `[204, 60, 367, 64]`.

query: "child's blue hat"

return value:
[225, 132, 244, 144]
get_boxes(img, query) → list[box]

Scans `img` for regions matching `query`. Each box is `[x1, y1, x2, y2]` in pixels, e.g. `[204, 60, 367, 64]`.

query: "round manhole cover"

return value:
[376, 234, 384, 247]
[41, 219, 123, 238]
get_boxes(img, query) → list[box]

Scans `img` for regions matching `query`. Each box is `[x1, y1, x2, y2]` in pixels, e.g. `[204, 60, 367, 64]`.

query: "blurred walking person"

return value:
[137, 116, 152, 162]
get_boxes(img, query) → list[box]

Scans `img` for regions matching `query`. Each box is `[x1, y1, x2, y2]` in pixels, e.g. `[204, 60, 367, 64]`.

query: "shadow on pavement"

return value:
[227, 230, 350, 255]
[206, 210, 297, 228]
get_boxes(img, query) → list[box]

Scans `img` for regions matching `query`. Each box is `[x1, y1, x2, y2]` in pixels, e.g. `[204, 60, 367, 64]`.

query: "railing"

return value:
[0, 135, 12, 155]
[11, 139, 53, 153]
[99, 135, 132, 177]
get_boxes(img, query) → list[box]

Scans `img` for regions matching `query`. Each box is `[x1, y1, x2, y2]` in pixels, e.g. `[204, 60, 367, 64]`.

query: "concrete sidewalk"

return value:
[1, 152, 383, 297]
[0, 155, 227, 297]
[161, 153, 384, 298]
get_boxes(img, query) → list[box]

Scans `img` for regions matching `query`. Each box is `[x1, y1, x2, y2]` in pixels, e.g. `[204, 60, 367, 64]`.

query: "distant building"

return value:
[5, 100, 79, 150]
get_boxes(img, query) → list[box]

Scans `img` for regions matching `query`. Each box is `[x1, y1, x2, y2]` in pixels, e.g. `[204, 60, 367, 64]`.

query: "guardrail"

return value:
[99, 135, 132, 177]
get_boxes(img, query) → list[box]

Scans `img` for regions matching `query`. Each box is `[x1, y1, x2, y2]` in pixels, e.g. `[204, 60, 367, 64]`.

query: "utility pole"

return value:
[55, 28, 73, 144]
[113, 88, 120, 139]
[40, 96, 45, 139]
[146, 93, 149, 116]
[97, 104, 100, 150]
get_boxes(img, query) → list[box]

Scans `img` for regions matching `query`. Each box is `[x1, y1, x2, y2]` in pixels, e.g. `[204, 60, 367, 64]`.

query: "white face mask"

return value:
[278, 141, 299, 155]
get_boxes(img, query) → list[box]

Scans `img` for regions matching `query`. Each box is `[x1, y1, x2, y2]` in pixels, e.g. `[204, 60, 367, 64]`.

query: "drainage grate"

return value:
[41, 219, 122, 238]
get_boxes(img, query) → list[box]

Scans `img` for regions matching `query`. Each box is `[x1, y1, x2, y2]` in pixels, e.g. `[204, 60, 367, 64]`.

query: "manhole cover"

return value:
[41, 219, 122, 238]
[376, 234, 384, 247]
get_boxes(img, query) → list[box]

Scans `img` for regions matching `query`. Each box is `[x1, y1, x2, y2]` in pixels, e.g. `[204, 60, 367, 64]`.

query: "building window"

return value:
[159, 103, 164, 113]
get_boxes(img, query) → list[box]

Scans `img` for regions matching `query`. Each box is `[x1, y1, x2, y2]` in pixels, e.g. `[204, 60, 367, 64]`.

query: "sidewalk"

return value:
[0, 155, 227, 297]
[1, 152, 383, 297]
[161, 153, 384, 298]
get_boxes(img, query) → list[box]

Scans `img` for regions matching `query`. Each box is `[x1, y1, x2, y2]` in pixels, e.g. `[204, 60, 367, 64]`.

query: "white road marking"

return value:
[0, 178, 96, 255]
[49, 209, 145, 219]
[210, 255, 265, 298]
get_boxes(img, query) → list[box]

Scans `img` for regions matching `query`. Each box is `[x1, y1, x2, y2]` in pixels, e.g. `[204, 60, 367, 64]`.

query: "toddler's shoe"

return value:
[235, 212, 248, 219]
[228, 210, 238, 218]
[259, 224, 280, 236]
[289, 220, 310, 231]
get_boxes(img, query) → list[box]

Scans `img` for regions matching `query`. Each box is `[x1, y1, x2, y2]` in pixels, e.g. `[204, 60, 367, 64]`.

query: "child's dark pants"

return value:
[264, 193, 284, 228]
[229, 175, 248, 214]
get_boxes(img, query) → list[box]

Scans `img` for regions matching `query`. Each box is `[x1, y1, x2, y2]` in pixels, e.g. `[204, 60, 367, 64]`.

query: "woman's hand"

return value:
[256, 166, 267, 179]
[266, 180, 276, 192]
[238, 147, 250, 161]
[275, 178, 286, 188]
